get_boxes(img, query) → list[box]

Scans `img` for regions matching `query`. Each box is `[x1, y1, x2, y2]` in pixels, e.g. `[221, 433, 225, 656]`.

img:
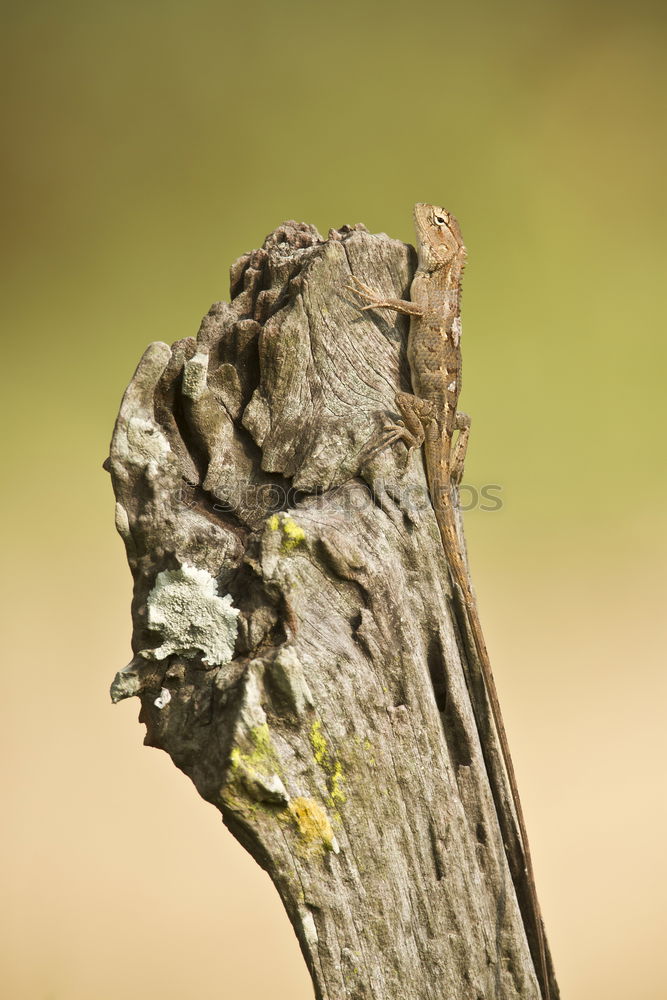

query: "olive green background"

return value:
[2, 1, 665, 997]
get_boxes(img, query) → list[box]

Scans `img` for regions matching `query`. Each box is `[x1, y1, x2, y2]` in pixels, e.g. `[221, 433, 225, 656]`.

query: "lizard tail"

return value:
[429, 479, 552, 1000]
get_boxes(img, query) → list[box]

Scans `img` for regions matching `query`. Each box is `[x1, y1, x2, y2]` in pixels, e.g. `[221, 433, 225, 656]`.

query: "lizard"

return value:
[347, 203, 551, 1000]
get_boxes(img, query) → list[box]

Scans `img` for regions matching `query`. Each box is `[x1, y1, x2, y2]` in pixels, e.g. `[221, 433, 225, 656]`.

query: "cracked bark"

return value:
[106, 218, 558, 1000]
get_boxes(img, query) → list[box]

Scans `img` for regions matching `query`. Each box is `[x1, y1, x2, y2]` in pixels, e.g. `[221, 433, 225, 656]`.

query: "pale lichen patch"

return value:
[124, 416, 171, 471]
[301, 909, 319, 946]
[154, 687, 171, 709]
[141, 563, 239, 666]
[182, 351, 209, 400]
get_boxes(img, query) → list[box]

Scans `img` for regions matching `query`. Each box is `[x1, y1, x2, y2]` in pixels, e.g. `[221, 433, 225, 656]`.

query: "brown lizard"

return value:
[347, 203, 551, 1000]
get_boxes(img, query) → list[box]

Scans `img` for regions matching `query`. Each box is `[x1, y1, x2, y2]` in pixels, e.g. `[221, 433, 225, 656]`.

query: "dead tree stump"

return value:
[106, 218, 558, 1000]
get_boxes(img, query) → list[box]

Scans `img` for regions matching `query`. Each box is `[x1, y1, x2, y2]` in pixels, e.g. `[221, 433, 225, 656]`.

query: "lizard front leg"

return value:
[346, 275, 424, 317]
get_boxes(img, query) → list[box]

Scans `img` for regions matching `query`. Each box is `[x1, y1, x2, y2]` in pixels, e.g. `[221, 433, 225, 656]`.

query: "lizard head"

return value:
[413, 204, 466, 271]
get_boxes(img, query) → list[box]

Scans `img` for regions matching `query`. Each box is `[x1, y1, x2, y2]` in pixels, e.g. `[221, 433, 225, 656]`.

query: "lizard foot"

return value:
[345, 274, 388, 310]
[358, 416, 422, 467]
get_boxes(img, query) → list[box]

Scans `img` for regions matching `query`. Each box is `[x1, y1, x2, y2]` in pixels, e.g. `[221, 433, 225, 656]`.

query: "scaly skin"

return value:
[348, 203, 552, 1000]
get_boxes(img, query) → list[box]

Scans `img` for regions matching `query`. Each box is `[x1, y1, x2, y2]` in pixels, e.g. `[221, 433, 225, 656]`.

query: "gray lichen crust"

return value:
[142, 563, 239, 666]
[106, 219, 557, 1000]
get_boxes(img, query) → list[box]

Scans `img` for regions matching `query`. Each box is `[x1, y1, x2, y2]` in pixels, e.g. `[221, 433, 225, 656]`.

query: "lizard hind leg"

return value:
[450, 410, 471, 486]
[394, 391, 435, 444]
[358, 392, 431, 466]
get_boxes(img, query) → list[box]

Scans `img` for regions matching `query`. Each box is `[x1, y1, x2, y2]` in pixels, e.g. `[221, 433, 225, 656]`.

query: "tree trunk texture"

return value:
[106, 218, 558, 1000]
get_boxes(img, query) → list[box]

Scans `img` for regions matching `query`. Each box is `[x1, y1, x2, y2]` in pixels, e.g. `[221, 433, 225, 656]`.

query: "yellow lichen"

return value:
[330, 760, 347, 806]
[220, 783, 259, 817]
[310, 720, 347, 814]
[230, 723, 280, 776]
[224, 725, 288, 816]
[289, 796, 336, 851]
[279, 516, 305, 552]
[310, 720, 328, 765]
[266, 513, 306, 553]
[249, 722, 276, 762]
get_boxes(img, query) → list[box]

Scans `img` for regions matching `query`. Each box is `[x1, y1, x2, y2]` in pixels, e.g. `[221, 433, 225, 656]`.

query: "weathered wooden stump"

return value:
[106, 218, 558, 1000]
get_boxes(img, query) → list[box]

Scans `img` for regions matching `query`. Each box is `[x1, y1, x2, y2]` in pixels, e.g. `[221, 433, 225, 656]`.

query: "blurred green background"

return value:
[2, 1, 665, 997]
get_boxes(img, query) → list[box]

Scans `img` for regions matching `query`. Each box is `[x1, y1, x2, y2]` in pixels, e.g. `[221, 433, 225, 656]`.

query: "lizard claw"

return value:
[358, 419, 419, 467]
[346, 274, 381, 307]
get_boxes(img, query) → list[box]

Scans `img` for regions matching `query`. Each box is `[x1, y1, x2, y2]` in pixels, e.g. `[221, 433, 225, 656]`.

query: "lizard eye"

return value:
[433, 214, 447, 225]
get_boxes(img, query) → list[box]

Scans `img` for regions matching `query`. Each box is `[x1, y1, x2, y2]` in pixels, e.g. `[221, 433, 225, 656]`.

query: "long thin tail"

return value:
[433, 490, 551, 1000]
